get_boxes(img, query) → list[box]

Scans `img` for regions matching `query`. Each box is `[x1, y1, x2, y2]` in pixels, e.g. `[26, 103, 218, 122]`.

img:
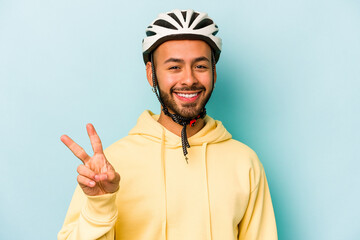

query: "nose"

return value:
[180, 67, 198, 86]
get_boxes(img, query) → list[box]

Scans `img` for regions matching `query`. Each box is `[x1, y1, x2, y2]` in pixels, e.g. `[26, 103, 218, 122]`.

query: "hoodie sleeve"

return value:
[57, 185, 118, 240]
[238, 167, 278, 240]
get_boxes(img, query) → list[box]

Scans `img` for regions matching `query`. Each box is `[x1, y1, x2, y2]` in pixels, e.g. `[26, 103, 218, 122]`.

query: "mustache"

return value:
[171, 86, 205, 93]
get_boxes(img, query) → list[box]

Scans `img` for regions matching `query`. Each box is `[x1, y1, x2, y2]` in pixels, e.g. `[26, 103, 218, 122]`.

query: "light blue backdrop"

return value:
[1, 0, 359, 239]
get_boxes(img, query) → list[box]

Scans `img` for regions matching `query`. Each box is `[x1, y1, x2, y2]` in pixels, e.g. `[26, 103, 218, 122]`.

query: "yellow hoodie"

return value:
[58, 110, 277, 240]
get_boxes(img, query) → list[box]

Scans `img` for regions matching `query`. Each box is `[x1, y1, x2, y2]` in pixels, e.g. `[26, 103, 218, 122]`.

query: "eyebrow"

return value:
[163, 56, 210, 64]
[193, 56, 210, 63]
[164, 58, 184, 64]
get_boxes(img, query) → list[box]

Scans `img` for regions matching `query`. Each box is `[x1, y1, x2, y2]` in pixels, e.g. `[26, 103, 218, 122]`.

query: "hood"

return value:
[129, 110, 232, 148]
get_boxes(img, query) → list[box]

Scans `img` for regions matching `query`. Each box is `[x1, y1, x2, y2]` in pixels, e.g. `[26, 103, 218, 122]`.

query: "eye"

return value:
[168, 66, 180, 70]
[195, 65, 208, 69]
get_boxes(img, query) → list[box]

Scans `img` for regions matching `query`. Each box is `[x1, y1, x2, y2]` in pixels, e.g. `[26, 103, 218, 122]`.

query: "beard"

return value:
[159, 85, 213, 119]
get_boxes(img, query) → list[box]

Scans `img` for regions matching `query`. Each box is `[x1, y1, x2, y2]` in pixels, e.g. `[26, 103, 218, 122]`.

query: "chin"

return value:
[176, 107, 203, 119]
[166, 103, 205, 119]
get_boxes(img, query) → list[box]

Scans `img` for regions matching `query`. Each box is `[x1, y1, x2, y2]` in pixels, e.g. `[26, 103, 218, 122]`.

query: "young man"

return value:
[58, 9, 277, 240]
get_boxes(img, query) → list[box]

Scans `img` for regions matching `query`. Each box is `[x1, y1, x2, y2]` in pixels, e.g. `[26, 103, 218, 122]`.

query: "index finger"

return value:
[60, 135, 90, 163]
[86, 123, 103, 154]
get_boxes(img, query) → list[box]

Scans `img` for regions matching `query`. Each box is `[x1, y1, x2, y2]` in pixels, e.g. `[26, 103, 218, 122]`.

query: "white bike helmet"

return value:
[142, 9, 222, 64]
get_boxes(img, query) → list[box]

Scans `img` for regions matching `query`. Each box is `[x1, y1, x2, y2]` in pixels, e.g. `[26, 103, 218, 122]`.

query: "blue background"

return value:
[1, 0, 359, 239]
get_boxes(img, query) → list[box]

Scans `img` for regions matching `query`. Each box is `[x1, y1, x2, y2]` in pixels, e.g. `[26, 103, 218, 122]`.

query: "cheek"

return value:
[157, 73, 179, 90]
[196, 72, 213, 88]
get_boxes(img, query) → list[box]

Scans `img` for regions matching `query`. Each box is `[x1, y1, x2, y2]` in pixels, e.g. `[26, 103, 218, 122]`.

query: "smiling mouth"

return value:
[176, 92, 199, 98]
[173, 91, 202, 102]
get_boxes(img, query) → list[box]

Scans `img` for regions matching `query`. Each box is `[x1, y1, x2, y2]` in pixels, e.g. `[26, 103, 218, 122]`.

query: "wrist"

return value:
[82, 191, 118, 222]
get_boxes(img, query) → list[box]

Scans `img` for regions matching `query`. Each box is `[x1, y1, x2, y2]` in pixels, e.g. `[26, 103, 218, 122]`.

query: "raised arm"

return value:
[58, 124, 120, 240]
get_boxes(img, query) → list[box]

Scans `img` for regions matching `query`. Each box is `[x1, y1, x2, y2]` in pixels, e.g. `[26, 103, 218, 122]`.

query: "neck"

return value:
[157, 110, 205, 138]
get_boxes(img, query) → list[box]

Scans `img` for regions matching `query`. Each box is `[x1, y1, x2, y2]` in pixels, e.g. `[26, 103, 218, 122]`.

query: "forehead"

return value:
[153, 40, 212, 62]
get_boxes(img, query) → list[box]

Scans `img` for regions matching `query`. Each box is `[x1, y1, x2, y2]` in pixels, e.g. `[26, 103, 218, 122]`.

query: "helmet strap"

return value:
[150, 52, 215, 162]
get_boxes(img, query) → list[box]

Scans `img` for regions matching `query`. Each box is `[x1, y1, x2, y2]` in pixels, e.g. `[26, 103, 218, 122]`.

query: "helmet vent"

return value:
[193, 18, 214, 30]
[146, 31, 156, 37]
[168, 13, 183, 28]
[181, 11, 187, 21]
[188, 12, 199, 27]
[154, 19, 178, 30]
[212, 30, 218, 36]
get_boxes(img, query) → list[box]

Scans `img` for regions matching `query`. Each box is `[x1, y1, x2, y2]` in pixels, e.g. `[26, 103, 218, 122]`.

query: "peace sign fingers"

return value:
[61, 124, 120, 196]
[60, 135, 90, 164]
[86, 123, 104, 154]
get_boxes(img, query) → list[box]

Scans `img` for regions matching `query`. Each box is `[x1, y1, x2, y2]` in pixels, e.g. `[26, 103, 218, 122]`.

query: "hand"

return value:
[60, 124, 120, 196]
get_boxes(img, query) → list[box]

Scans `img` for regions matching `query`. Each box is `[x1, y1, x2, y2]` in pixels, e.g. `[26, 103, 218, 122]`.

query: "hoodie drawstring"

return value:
[160, 129, 168, 240]
[202, 142, 213, 240]
[181, 124, 190, 162]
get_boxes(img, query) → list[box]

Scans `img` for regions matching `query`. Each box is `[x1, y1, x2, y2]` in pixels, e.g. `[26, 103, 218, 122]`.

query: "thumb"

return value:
[107, 169, 120, 184]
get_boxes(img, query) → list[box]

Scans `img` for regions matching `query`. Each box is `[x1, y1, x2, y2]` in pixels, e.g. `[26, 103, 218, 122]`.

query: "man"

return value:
[58, 9, 277, 240]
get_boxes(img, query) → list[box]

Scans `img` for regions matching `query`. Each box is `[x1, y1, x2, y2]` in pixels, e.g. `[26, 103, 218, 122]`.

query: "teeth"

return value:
[177, 93, 198, 98]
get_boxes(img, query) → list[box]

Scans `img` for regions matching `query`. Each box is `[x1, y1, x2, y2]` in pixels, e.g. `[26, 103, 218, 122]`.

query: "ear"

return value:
[146, 62, 154, 87]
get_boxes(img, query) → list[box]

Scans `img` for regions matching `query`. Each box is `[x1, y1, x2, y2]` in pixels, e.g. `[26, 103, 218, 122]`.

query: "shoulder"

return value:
[104, 135, 140, 158]
[208, 138, 264, 188]
[210, 138, 261, 164]
[102, 135, 140, 173]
